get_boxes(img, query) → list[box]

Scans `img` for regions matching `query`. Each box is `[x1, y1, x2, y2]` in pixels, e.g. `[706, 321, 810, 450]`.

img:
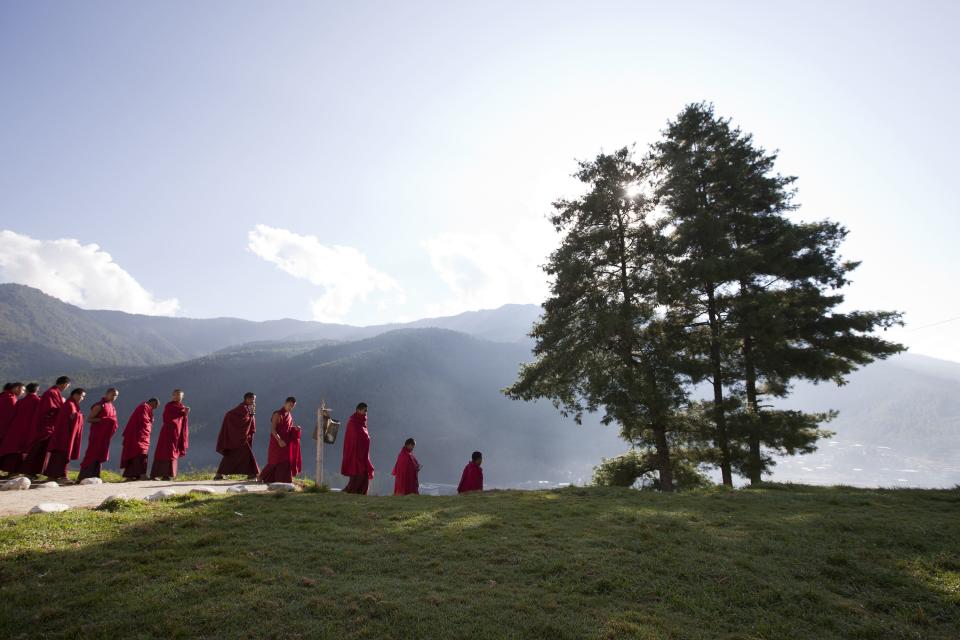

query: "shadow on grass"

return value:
[0, 485, 958, 640]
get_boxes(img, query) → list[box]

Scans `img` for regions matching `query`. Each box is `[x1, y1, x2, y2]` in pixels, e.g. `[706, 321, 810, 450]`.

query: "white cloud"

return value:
[247, 224, 404, 322]
[423, 217, 554, 316]
[0, 229, 179, 315]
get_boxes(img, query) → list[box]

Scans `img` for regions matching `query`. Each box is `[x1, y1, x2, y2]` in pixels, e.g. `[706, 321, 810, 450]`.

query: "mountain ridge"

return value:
[0, 283, 540, 378]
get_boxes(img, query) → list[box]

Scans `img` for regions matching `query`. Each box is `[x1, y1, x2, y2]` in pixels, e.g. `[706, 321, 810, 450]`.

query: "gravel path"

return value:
[0, 479, 270, 516]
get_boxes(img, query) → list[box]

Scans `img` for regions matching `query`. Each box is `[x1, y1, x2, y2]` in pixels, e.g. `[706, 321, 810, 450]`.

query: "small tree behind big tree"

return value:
[504, 149, 689, 491]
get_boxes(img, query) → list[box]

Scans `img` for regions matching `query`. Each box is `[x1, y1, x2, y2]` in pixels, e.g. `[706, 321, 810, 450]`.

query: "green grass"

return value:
[1, 484, 958, 639]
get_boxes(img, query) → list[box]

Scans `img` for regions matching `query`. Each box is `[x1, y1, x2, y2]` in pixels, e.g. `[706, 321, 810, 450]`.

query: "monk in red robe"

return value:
[457, 451, 484, 494]
[0, 382, 23, 449]
[0, 383, 39, 476]
[392, 437, 421, 495]
[341, 402, 374, 494]
[259, 396, 302, 483]
[150, 389, 190, 480]
[20, 376, 71, 477]
[214, 392, 260, 480]
[42, 388, 87, 482]
[77, 388, 120, 481]
[120, 398, 158, 480]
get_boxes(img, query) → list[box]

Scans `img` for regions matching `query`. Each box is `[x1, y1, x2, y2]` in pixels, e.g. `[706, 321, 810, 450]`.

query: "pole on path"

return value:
[315, 400, 326, 487]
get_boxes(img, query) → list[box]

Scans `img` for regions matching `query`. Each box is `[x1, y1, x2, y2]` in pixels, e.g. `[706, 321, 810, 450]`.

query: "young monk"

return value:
[42, 388, 87, 482]
[341, 402, 374, 495]
[120, 398, 158, 481]
[20, 376, 70, 477]
[77, 388, 120, 481]
[214, 392, 259, 480]
[150, 390, 190, 481]
[259, 396, 301, 483]
[392, 437, 421, 495]
[457, 451, 484, 494]
[0, 383, 39, 476]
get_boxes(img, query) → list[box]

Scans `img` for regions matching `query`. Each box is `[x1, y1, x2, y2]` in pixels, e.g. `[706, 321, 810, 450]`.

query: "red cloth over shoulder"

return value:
[0, 392, 39, 456]
[340, 412, 374, 479]
[29, 386, 64, 444]
[457, 462, 484, 493]
[47, 398, 85, 460]
[121, 402, 154, 464]
[154, 401, 189, 461]
[80, 398, 118, 466]
[217, 403, 255, 454]
[0, 391, 17, 442]
[392, 448, 420, 495]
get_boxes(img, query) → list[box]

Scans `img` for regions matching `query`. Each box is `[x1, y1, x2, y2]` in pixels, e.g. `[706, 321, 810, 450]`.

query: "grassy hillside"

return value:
[1, 484, 957, 639]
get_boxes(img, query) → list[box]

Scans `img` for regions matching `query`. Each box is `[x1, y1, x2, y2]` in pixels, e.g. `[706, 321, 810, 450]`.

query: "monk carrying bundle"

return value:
[77, 388, 120, 481]
[258, 396, 302, 483]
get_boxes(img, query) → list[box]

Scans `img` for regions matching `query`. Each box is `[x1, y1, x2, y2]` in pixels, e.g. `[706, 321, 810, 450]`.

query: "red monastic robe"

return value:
[216, 403, 256, 454]
[154, 401, 189, 462]
[340, 412, 374, 480]
[46, 398, 85, 461]
[18, 386, 64, 475]
[457, 461, 484, 493]
[29, 386, 64, 446]
[79, 397, 118, 467]
[289, 427, 302, 477]
[392, 448, 420, 495]
[215, 403, 259, 476]
[0, 390, 17, 444]
[0, 392, 39, 471]
[120, 402, 154, 467]
[259, 408, 300, 483]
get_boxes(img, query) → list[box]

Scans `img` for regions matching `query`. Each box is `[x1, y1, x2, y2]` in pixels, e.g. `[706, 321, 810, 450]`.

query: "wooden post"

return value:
[315, 401, 326, 487]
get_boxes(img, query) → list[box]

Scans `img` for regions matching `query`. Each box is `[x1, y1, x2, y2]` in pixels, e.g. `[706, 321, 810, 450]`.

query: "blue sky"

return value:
[1, 1, 958, 359]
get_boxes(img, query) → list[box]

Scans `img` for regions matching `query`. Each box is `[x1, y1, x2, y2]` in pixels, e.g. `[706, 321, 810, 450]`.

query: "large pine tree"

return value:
[649, 103, 904, 485]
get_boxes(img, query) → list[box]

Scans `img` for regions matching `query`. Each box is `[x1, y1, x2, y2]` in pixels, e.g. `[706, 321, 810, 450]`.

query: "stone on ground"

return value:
[1, 477, 30, 491]
[268, 482, 297, 492]
[226, 484, 250, 493]
[29, 502, 70, 514]
[189, 486, 216, 495]
[99, 493, 130, 507]
[79, 477, 103, 485]
[37, 482, 59, 489]
[146, 489, 178, 501]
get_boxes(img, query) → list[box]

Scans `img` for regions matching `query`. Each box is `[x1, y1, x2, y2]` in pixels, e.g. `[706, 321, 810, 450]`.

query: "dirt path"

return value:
[0, 479, 270, 516]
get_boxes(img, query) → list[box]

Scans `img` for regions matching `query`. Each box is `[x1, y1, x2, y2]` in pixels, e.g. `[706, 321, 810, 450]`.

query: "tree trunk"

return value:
[652, 424, 674, 491]
[705, 285, 733, 486]
[742, 331, 763, 485]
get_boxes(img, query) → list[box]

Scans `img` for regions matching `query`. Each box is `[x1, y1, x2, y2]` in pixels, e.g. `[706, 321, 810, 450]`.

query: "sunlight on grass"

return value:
[388, 510, 439, 533]
[445, 513, 498, 531]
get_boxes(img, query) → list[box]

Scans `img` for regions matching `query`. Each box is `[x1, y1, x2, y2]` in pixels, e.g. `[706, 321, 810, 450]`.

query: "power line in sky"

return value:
[907, 315, 960, 332]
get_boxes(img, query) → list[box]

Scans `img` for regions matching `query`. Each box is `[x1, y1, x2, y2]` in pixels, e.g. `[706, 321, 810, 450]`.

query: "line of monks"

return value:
[0, 379, 485, 495]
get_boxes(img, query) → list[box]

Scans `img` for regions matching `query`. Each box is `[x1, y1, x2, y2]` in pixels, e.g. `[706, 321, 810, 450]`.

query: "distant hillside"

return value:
[82, 329, 622, 490]
[0, 283, 540, 379]
[771, 353, 960, 488]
